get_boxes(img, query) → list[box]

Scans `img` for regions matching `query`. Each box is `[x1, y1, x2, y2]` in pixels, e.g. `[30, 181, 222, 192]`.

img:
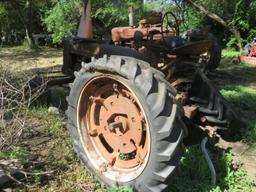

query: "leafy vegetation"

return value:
[1, 0, 256, 191]
[0, 45, 255, 191]
[43, 0, 82, 43]
[184, 0, 256, 49]
[214, 50, 256, 143]
[0, 146, 29, 164]
[221, 86, 256, 143]
[170, 146, 255, 192]
[1, 0, 256, 48]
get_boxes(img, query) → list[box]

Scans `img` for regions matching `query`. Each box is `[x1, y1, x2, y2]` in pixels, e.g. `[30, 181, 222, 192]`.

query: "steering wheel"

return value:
[161, 11, 180, 44]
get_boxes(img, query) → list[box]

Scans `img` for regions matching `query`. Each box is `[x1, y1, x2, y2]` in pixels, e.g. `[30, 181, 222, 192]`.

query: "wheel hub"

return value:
[79, 77, 149, 170]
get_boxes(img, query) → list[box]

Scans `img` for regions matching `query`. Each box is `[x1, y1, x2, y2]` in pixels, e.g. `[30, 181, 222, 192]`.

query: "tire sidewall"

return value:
[69, 72, 162, 190]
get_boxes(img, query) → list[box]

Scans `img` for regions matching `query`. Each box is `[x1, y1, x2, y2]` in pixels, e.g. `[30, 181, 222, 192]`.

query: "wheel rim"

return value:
[77, 75, 150, 182]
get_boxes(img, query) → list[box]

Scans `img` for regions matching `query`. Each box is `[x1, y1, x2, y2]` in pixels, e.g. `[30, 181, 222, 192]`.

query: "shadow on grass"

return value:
[207, 53, 256, 143]
[220, 86, 256, 143]
[0, 46, 62, 61]
[211, 62, 256, 88]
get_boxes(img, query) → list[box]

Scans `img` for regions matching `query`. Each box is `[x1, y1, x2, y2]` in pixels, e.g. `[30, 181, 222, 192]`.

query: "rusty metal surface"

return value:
[171, 40, 213, 55]
[183, 106, 198, 119]
[111, 26, 174, 42]
[77, 0, 93, 39]
[78, 76, 149, 170]
[239, 56, 256, 65]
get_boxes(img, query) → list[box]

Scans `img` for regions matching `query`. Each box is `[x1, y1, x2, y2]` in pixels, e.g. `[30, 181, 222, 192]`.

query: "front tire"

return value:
[66, 56, 187, 192]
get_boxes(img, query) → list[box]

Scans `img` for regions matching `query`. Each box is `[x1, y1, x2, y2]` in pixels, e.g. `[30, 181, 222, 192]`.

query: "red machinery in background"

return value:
[240, 38, 256, 64]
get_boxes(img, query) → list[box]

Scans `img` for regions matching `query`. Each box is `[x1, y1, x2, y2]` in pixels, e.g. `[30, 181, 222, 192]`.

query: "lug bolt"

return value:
[89, 129, 98, 137]
[109, 157, 116, 167]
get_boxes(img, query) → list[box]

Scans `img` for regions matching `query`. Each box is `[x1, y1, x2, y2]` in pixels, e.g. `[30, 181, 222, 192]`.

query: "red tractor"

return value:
[62, 1, 239, 191]
[240, 38, 256, 64]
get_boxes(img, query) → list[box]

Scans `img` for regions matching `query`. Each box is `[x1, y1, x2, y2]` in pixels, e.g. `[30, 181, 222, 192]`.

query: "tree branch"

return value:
[185, 0, 242, 50]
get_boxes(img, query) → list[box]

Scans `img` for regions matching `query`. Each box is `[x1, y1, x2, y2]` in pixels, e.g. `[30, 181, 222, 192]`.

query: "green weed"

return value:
[109, 186, 133, 192]
[29, 106, 65, 135]
[0, 146, 29, 164]
[170, 146, 255, 192]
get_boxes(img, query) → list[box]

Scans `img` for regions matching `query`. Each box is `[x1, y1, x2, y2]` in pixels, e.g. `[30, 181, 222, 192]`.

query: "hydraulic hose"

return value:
[201, 137, 216, 187]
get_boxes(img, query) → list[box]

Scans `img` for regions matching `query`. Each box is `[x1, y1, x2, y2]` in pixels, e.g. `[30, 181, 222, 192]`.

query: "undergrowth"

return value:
[170, 146, 255, 192]
[220, 86, 256, 143]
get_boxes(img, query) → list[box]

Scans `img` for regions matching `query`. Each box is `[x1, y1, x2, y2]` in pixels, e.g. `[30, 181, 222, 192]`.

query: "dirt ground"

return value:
[0, 47, 255, 191]
[0, 47, 63, 71]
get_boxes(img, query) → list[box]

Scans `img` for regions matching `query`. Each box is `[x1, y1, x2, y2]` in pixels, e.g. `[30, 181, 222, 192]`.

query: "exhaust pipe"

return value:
[77, 0, 93, 39]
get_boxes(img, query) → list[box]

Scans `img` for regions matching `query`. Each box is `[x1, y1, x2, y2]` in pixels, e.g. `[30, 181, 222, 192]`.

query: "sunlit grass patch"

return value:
[222, 50, 241, 58]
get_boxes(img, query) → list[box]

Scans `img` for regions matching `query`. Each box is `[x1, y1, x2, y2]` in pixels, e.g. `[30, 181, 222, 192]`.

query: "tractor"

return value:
[62, 1, 239, 191]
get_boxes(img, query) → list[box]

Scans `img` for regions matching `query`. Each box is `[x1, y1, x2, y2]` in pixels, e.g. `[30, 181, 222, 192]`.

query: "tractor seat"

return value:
[161, 36, 187, 49]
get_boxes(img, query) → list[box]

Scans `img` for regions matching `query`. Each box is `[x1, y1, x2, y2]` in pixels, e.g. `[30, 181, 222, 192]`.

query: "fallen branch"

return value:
[0, 159, 56, 188]
[0, 64, 46, 148]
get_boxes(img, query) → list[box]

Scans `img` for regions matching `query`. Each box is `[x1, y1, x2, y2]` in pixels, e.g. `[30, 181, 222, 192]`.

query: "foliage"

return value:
[42, 0, 144, 43]
[1, 0, 256, 47]
[0, 146, 29, 164]
[183, 0, 256, 48]
[221, 85, 256, 143]
[0, 2, 24, 45]
[217, 50, 256, 143]
[170, 146, 255, 192]
[109, 186, 133, 192]
[43, 0, 81, 44]
[92, 0, 143, 28]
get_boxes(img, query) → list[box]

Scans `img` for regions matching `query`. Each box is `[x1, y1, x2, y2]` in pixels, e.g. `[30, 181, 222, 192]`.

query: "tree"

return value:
[0, 0, 36, 48]
[185, 0, 242, 50]
[43, 0, 144, 44]
[0, 0, 53, 48]
[14, 0, 36, 48]
[182, 0, 256, 50]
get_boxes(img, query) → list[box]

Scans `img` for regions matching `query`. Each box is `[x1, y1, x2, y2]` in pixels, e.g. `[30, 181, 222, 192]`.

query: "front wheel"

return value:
[66, 56, 187, 192]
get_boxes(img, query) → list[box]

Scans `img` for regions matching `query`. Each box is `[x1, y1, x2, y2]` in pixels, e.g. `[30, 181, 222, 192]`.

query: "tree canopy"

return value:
[0, 0, 256, 49]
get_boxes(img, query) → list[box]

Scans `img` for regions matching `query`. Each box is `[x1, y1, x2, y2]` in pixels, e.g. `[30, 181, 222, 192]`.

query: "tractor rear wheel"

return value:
[66, 56, 187, 192]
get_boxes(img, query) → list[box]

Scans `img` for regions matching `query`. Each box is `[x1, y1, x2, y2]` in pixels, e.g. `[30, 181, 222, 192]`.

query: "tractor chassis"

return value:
[41, 38, 240, 143]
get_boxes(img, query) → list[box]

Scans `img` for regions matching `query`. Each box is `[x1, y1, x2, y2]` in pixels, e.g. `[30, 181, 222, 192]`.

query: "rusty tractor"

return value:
[62, 1, 239, 191]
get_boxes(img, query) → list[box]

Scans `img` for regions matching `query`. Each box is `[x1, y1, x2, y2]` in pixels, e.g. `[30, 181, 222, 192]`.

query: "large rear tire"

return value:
[66, 56, 187, 192]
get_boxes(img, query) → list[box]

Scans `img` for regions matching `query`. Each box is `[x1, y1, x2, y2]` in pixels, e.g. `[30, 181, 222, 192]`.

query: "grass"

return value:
[1, 47, 256, 191]
[28, 106, 65, 136]
[169, 49, 256, 192]
[220, 86, 256, 143]
[215, 49, 256, 143]
[1, 105, 130, 192]
[0, 146, 29, 164]
[170, 146, 255, 192]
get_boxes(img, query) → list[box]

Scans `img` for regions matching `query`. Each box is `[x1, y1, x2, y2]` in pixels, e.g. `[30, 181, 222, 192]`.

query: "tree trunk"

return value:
[10, 0, 36, 49]
[141, 0, 144, 12]
[185, 0, 242, 50]
[25, 0, 36, 48]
